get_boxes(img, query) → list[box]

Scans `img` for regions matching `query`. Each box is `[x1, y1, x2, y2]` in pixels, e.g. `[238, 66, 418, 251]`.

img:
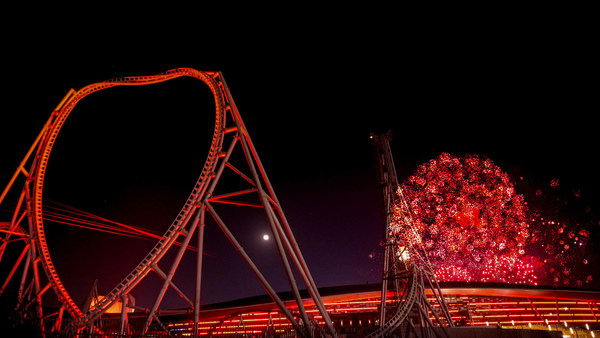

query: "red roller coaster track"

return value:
[0, 68, 336, 337]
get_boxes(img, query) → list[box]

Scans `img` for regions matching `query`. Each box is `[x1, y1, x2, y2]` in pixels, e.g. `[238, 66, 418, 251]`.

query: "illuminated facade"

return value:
[149, 284, 600, 336]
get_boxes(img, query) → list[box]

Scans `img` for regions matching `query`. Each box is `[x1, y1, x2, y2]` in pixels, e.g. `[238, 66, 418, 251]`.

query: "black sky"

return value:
[1, 17, 597, 307]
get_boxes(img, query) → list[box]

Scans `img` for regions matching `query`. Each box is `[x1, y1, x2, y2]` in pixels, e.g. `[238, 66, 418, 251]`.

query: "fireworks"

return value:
[394, 152, 596, 287]
[526, 178, 596, 288]
[397, 153, 536, 284]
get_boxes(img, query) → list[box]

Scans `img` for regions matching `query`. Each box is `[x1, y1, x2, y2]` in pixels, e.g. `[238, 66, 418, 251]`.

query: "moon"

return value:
[262, 234, 270, 241]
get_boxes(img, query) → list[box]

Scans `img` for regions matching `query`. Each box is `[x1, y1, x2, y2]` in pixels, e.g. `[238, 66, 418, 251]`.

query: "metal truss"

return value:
[0, 68, 336, 337]
[370, 132, 454, 337]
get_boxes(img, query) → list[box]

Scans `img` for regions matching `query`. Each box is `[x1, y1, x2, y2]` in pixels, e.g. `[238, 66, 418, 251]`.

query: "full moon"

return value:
[262, 234, 270, 241]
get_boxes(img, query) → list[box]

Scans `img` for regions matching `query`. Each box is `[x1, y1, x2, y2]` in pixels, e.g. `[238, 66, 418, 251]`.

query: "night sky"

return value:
[1, 18, 597, 310]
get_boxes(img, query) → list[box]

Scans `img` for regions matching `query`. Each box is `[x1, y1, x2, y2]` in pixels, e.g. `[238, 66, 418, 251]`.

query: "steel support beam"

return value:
[205, 202, 303, 333]
[237, 131, 312, 335]
[227, 91, 336, 336]
[119, 294, 129, 336]
[193, 206, 206, 338]
[143, 208, 201, 334]
[0, 243, 30, 296]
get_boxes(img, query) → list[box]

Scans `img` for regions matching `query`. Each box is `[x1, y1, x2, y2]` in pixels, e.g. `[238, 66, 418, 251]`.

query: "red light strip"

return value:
[167, 291, 600, 334]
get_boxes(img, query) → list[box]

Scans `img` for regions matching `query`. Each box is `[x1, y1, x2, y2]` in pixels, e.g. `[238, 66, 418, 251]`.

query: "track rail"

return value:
[29, 68, 228, 326]
[367, 265, 419, 337]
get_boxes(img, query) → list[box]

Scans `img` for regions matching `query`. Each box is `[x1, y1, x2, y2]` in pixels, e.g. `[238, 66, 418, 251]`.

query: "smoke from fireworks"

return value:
[397, 153, 596, 287]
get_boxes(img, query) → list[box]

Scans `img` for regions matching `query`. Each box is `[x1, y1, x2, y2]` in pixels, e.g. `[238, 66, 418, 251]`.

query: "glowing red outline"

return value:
[30, 68, 228, 323]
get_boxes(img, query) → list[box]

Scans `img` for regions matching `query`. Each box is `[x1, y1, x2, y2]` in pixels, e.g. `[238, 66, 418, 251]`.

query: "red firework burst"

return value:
[399, 153, 538, 284]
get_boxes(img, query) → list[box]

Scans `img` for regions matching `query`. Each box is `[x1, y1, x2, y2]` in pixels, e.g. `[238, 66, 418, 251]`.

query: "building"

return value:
[93, 283, 600, 336]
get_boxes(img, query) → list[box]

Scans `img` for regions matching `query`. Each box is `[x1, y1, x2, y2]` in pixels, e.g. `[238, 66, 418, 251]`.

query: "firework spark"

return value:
[525, 177, 596, 288]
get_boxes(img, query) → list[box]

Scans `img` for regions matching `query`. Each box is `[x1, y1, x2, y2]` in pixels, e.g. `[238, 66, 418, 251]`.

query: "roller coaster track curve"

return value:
[26, 68, 227, 329]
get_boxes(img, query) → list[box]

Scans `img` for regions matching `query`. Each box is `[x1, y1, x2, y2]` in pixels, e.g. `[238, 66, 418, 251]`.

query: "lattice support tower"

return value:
[0, 68, 337, 337]
[370, 131, 455, 337]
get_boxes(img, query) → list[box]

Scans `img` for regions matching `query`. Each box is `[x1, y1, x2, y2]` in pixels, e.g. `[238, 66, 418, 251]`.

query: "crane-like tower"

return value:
[370, 131, 454, 337]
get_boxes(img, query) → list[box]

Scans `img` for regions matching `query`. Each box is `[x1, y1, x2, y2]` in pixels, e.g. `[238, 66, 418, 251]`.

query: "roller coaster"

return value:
[0, 69, 454, 337]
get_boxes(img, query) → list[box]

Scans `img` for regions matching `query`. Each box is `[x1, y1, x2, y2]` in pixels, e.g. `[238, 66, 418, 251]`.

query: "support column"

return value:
[143, 207, 202, 334]
[119, 294, 129, 335]
[193, 206, 206, 338]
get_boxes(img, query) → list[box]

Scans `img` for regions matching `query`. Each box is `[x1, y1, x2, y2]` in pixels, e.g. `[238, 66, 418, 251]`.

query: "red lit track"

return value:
[32, 69, 227, 326]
